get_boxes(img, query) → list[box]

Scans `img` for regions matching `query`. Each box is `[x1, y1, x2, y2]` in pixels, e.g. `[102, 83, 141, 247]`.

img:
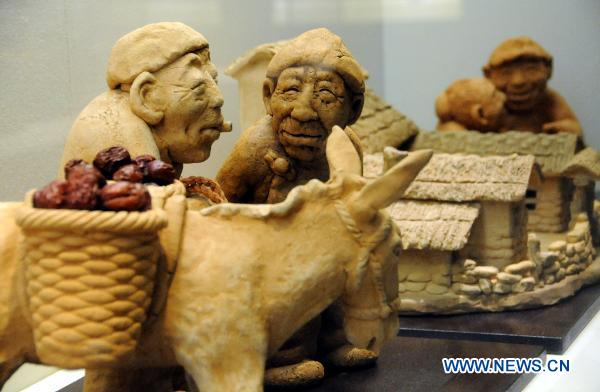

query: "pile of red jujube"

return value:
[33, 146, 177, 211]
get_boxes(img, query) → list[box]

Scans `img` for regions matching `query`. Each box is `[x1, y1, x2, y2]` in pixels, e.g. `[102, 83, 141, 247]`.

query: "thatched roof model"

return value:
[389, 201, 479, 251]
[363, 152, 383, 179]
[353, 88, 420, 154]
[562, 147, 600, 180]
[404, 153, 539, 202]
[411, 130, 577, 176]
[363, 151, 540, 203]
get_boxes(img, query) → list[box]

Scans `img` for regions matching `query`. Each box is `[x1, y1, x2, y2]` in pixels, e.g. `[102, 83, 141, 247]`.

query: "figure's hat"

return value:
[107, 22, 208, 89]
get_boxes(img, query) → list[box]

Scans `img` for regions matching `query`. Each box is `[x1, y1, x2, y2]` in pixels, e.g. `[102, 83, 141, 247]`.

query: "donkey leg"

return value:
[184, 347, 266, 392]
[169, 311, 267, 392]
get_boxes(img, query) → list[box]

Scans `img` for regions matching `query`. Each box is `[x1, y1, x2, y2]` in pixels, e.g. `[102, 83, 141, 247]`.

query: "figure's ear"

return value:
[326, 126, 362, 176]
[483, 65, 492, 79]
[130, 71, 164, 125]
[263, 79, 275, 116]
[470, 104, 488, 126]
[347, 94, 364, 126]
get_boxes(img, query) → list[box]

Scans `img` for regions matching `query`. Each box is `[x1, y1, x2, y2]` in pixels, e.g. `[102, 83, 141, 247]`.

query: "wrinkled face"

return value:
[487, 58, 550, 113]
[268, 66, 353, 162]
[152, 50, 230, 164]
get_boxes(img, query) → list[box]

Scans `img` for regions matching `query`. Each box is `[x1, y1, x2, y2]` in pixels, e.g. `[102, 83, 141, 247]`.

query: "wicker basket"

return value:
[15, 206, 167, 368]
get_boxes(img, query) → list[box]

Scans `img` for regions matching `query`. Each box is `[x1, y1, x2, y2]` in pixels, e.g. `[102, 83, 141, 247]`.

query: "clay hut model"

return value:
[365, 149, 600, 313]
[225, 41, 420, 153]
[366, 152, 539, 292]
[411, 130, 600, 235]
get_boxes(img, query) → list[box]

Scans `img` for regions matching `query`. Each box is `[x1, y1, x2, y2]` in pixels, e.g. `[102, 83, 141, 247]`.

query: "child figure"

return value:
[435, 78, 506, 133]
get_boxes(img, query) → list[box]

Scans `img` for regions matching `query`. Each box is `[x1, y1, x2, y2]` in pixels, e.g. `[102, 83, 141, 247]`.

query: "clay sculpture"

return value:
[435, 78, 506, 132]
[225, 40, 420, 156]
[60, 22, 231, 177]
[483, 36, 582, 136]
[218, 27, 370, 385]
[0, 130, 432, 391]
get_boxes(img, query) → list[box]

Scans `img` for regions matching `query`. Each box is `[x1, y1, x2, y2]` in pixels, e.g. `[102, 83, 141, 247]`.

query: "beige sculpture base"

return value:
[397, 254, 600, 314]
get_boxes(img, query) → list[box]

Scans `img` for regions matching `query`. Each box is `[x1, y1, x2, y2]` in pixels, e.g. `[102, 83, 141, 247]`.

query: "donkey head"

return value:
[326, 126, 432, 353]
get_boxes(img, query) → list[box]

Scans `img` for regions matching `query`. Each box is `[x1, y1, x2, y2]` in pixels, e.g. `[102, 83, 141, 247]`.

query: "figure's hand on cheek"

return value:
[542, 119, 581, 135]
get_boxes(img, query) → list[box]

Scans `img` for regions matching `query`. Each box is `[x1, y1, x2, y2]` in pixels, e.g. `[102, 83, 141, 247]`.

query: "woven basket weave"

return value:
[15, 206, 167, 368]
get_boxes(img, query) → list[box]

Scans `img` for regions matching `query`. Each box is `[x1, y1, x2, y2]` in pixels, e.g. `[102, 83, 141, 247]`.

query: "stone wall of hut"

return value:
[398, 250, 451, 295]
[528, 177, 572, 233]
[449, 215, 595, 298]
[459, 201, 527, 270]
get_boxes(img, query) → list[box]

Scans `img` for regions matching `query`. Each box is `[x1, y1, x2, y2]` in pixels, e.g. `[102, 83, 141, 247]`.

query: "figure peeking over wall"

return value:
[435, 78, 506, 132]
[483, 36, 582, 137]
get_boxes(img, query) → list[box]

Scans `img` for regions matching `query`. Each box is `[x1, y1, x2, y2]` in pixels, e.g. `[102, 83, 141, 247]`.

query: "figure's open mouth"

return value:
[508, 92, 533, 102]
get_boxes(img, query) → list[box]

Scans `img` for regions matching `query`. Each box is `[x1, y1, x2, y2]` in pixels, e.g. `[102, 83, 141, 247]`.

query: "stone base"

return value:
[399, 280, 600, 354]
[304, 337, 544, 392]
[397, 256, 600, 314]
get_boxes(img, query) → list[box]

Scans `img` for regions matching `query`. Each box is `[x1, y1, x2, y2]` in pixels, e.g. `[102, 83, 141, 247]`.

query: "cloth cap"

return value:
[266, 28, 365, 95]
[107, 22, 209, 89]
[484, 36, 552, 72]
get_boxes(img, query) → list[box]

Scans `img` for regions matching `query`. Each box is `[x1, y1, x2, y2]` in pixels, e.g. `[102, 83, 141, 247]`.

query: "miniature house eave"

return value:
[403, 153, 538, 203]
[411, 130, 578, 177]
[561, 147, 600, 181]
[389, 200, 480, 251]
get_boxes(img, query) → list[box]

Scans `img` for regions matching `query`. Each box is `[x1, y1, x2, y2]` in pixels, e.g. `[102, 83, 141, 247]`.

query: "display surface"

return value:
[399, 283, 600, 354]
[305, 336, 544, 392]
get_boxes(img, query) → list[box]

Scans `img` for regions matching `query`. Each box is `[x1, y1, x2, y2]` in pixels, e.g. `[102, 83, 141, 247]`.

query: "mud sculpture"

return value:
[364, 142, 600, 314]
[435, 78, 506, 132]
[225, 40, 420, 155]
[483, 36, 582, 136]
[217, 28, 365, 204]
[60, 22, 231, 177]
[218, 27, 373, 385]
[0, 131, 433, 391]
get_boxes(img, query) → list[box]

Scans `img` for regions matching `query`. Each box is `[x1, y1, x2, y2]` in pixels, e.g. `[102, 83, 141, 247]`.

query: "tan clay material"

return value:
[218, 27, 372, 386]
[364, 128, 600, 314]
[483, 36, 582, 136]
[412, 130, 598, 234]
[226, 41, 419, 155]
[435, 78, 506, 132]
[16, 206, 167, 368]
[217, 28, 365, 205]
[60, 22, 231, 177]
[0, 132, 433, 391]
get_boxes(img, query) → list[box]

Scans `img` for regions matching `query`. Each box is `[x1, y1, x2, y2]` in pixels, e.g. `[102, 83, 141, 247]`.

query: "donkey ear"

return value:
[326, 125, 363, 176]
[351, 149, 432, 222]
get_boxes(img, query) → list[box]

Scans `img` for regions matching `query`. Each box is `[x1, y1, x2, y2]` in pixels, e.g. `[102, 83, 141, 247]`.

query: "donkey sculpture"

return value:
[0, 128, 432, 391]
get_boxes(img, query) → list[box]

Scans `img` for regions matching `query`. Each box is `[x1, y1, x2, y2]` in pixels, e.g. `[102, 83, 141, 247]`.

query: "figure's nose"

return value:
[509, 71, 527, 88]
[207, 79, 224, 108]
[291, 87, 318, 122]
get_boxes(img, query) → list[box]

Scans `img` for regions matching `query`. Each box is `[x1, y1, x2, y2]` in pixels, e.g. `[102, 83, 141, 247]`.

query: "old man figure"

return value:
[217, 28, 373, 386]
[58, 22, 230, 391]
[483, 36, 582, 137]
[61, 22, 231, 176]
